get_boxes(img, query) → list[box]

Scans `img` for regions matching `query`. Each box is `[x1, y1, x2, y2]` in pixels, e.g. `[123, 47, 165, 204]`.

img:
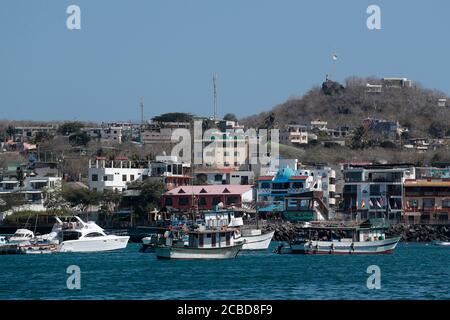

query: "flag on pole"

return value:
[376, 199, 382, 208]
[361, 199, 365, 209]
[369, 199, 374, 207]
[332, 53, 338, 61]
[394, 200, 398, 209]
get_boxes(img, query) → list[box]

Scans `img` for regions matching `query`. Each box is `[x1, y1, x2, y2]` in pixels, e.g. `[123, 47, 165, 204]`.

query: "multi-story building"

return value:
[362, 118, 408, 139]
[256, 167, 329, 221]
[310, 120, 328, 131]
[13, 126, 57, 142]
[382, 77, 412, 88]
[141, 121, 190, 145]
[403, 178, 450, 224]
[0, 170, 62, 220]
[280, 125, 309, 145]
[195, 129, 248, 169]
[88, 155, 190, 192]
[194, 168, 254, 185]
[341, 163, 416, 221]
[83, 125, 124, 144]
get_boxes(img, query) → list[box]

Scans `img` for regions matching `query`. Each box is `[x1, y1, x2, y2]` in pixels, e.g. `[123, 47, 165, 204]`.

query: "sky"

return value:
[0, 0, 449, 122]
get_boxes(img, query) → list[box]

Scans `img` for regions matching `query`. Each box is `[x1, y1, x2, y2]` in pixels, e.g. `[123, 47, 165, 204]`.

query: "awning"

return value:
[258, 204, 283, 212]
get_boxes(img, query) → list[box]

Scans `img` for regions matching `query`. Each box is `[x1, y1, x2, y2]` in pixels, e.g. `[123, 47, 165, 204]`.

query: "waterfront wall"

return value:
[263, 222, 450, 243]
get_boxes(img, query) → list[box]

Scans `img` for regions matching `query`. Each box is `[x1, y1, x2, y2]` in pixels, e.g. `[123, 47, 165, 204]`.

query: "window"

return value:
[122, 175, 127, 182]
[370, 184, 381, 196]
[199, 197, 207, 206]
[344, 171, 362, 182]
[226, 196, 238, 205]
[84, 232, 104, 238]
[272, 183, 289, 190]
[260, 182, 270, 189]
[212, 197, 222, 205]
[408, 199, 418, 208]
[130, 175, 135, 181]
[92, 174, 98, 182]
[211, 233, 217, 247]
[214, 174, 222, 182]
[164, 197, 173, 206]
[423, 198, 435, 209]
[292, 182, 303, 189]
[178, 197, 189, 206]
[103, 176, 108, 181]
[442, 200, 450, 208]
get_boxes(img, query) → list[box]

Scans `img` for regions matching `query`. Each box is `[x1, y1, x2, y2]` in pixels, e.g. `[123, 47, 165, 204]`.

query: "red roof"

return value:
[165, 185, 253, 196]
[290, 176, 308, 180]
[257, 176, 274, 181]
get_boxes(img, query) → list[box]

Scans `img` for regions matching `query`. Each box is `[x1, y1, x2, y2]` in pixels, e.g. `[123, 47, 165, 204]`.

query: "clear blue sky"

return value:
[1, 0, 449, 122]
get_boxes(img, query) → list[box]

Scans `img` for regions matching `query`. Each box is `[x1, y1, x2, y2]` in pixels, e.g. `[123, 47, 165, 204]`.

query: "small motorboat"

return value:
[0, 236, 7, 246]
[8, 229, 35, 245]
[434, 241, 450, 246]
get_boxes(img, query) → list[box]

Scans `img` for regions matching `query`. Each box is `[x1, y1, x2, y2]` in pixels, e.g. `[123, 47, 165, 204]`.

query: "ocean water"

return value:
[0, 243, 448, 300]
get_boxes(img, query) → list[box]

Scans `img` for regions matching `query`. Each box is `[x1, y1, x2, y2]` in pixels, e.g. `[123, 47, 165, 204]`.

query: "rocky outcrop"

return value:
[386, 224, 450, 242]
[263, 222, 450, 243]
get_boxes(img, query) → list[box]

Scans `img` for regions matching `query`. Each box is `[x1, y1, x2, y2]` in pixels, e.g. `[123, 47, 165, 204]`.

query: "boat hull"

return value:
[434, 241, 450, 246]
[241, 230, 275, 250]
[155, 243, 243, 260]
[58, 235, 129, 253]
[290, 237, 401, 254]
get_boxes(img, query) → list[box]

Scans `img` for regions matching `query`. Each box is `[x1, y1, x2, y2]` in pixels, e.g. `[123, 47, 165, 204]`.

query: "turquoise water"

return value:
[0, 243, 448, 300]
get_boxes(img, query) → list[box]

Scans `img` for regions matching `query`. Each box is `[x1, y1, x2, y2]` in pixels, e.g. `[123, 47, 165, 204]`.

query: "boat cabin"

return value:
[186, 229, 237, 248]
[295, 221, 387, 243]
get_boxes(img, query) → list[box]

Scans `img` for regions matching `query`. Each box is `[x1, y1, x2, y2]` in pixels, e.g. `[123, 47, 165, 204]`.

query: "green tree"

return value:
[428, 121, 447, 139]
[223, 113, 238, 122]
[69, 132, 91, 146]
[152, 112, 193, 123]
[98, 190, 121, 226]
[6, 125, 15, 139]
[58, 122, 84, 136]
[33, 132, 53, 143]
[127, 180, 165, 218]
[62, 187, 101, 213]
[350, 126, 369, 149]
[0, 192, 24, 212]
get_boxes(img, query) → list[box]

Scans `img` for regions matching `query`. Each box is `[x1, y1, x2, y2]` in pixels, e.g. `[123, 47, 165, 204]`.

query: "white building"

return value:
[382, 77, 412, 88]
[280, 125, 308, 145]
[88, 155, 191, 192]
[0, 174, 62, 220]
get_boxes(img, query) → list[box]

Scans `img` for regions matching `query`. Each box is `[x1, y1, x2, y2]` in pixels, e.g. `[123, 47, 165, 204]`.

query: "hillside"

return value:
[241, 76, 449, 139]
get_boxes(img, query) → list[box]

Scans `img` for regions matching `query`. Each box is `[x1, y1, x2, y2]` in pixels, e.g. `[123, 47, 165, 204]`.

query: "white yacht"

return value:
[53, 216, 129, 253]
[8, 229, 35, 245]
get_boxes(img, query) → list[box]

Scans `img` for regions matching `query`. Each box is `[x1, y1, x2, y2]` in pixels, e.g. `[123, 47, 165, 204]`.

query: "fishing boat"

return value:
[277, 219, 401, 255]
[237, 229, 275, 250]
[434, 240, 450, 246]
[53, 216, 130, 253]
[155, 227, 244, 260]
[204, 208, 274, 251]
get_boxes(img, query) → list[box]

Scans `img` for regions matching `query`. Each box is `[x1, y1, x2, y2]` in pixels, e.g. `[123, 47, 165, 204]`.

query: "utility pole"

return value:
[213, 73, 218, 121]
[140, 97, 144, 143]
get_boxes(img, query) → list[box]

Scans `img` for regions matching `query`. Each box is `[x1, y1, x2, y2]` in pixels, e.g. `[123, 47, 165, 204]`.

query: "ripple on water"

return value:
[0, 243, 448, 299]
